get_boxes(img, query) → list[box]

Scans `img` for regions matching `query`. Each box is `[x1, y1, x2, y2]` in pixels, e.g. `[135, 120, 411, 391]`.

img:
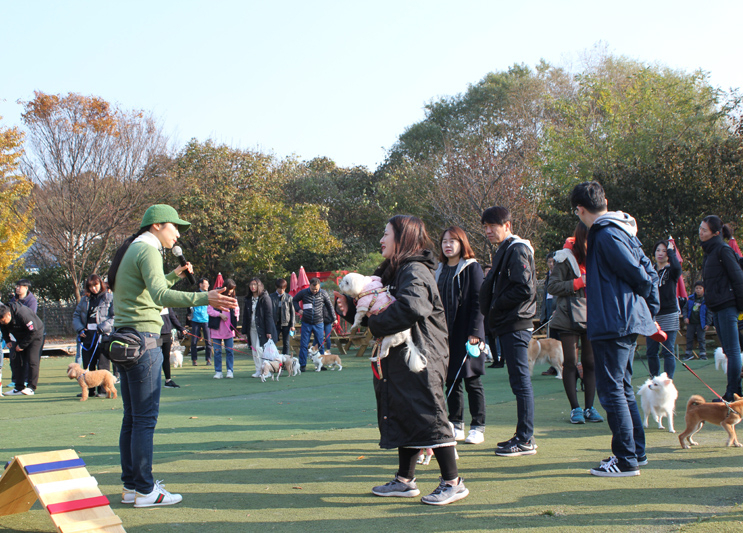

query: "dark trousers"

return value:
[161, 333, 173, 381]
[398, 446, 458, 481]
[190, 322, 212, 362]
[446, 375, 486, 429]
[685, 323, 706, 357]
[499, 330, 535, 441]
[276, 324, 292, 355]
[10, 336, 43, 391]
[591, 334, 645, 468]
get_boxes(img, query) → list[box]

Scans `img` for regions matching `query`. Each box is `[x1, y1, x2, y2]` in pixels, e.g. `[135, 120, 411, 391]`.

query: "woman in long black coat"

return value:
[337, 215, 469, 506]
[434, 226, 485, 444]
[242, 278, 278, 378]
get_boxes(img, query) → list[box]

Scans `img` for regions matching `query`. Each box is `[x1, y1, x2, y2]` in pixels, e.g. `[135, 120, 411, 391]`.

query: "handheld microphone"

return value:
[171, 246, 196, 285]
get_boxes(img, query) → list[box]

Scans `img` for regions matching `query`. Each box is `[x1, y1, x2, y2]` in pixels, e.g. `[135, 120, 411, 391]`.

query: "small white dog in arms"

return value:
[308, 345, 343, 371]
[637, 372, 679, 433]
[338, 272, 426, 373]
[715, 347, 727, 374]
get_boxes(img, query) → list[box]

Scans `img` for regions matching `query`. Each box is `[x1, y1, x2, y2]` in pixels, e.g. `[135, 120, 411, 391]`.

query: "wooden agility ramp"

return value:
[0, 449, 125, 532]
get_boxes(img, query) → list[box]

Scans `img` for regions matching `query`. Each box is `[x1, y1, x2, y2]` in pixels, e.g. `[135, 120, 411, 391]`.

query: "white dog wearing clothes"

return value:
[338, 272, 426, 373]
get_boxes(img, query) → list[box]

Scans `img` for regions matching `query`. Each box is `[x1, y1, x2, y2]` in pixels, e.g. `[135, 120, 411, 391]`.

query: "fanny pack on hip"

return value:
[104, 327, 160, 369]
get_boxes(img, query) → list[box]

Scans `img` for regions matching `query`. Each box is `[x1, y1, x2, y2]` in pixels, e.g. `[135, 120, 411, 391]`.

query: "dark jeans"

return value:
[499, 329, 534, 441]
[190, 321, 212, 363]
[276, 324, 292, 355]
[591, 334, 645, 468]
[298, 322, 324, 366]
[685, 323, 707, 357]
[120, 332, 162, 494]
[446, 375, 486, 429]
[9, 336, 43, 391]
[323, 322, 333, 351]
[646, 329, 678, 378]
[713, 306, 742, 400]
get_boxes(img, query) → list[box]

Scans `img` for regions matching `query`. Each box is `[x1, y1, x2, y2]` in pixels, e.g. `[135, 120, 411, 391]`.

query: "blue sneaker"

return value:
[570, 407, 585, 424]
[584, 407, 604, 423]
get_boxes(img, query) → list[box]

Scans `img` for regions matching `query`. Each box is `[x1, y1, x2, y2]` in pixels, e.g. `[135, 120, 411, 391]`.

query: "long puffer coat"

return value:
[345, 250, 455, 449]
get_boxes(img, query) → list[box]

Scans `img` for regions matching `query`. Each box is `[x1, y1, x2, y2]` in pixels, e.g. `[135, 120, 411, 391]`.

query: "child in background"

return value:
[683, 281, 712, 361]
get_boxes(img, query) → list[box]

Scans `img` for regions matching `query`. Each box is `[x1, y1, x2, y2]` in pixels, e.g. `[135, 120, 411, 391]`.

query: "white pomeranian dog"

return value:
[637, 372, 679, 433]
[714, 347, 727, 374]
[338, 272, 427, 373]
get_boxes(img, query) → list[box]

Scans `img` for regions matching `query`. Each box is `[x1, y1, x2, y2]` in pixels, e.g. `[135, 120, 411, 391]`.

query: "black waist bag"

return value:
[106, 327, 144, 369]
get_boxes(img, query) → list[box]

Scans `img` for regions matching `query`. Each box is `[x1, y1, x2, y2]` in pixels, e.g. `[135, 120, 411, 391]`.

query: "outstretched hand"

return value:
[336, 294, 348, 316]
[208, 287, 238, 311]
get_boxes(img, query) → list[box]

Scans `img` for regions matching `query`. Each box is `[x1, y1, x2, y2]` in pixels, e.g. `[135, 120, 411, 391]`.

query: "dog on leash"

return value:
[66, 363, 117, 401]
[260, 359, 283, 382]
[678, 394, 743, 448]
[170, 339, 184, 368]
[637, 372, 678, 433]
[527, 338, 563, 379]
[283, 355, 300, 377]
[309, 345, 342, 371]
[715, 347, 727, 374]
[338, 272, 426, 373]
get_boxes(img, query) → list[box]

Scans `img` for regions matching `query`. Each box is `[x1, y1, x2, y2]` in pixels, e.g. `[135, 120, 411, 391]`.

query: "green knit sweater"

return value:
[113, 241, 208, 334]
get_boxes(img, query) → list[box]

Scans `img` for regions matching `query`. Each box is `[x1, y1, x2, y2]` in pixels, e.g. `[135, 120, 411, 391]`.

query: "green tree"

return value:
[0, 116, 34, 286]
[173, 140, 340, 289]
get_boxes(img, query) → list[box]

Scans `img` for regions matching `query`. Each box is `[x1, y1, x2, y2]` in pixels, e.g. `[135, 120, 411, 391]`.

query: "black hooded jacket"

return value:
[701, 235, 743, 313]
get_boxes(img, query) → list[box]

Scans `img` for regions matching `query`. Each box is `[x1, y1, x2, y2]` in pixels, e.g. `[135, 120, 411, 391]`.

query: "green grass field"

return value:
[0, 347, 741, 532]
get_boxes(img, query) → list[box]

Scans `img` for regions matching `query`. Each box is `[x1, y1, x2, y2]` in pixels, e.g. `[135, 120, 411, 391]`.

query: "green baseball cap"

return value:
[140, 204, 191, 231]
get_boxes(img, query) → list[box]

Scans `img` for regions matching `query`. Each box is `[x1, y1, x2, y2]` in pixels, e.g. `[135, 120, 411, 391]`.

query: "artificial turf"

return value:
[0, 347, 741, 532]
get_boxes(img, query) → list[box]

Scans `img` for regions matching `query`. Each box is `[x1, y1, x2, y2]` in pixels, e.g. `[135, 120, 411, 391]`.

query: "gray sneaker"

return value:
[372, 476, 420, 497]
[421, 477, 469, 506]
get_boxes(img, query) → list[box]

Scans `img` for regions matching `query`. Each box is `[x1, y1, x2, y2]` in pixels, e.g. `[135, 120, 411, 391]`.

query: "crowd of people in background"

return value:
[1, 183, 742, 506]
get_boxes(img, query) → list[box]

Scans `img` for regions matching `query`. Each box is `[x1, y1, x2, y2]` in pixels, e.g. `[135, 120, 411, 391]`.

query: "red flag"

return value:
[668, 237, 688, 299]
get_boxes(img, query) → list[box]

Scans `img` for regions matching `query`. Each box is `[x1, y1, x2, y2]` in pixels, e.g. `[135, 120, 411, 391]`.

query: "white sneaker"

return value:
[213, 372, 223, 379]
[465, 429, 484, 444]
[134, 480, 182, 508]
[251, 372, 261, 378]
[7, 389, 25, 396]
[21, 387, 34, 395]
[453, 427, 466, 441]
[122, 487, 135, 504]
[226, 370, 234, 379]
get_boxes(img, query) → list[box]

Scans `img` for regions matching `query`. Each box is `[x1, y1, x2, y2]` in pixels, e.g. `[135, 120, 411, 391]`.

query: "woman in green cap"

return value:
[108, 204, 237, 508]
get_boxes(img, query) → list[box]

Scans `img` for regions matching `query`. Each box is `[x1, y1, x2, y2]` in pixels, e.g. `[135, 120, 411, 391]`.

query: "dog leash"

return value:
[532, 318, 551, 336]
[446, 353, 469, 400]
[656, 336, 736, 416]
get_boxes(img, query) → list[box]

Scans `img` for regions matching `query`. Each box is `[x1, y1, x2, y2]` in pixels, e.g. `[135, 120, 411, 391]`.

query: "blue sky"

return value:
[2, 0, 742, 170]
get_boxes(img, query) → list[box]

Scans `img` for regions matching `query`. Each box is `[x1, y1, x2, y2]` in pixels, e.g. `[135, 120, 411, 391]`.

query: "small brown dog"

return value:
[309, 345, 342, 371]
[678, 394, 743, 448]
[527, 338, 563, 379]
[66, 363, 118, 401]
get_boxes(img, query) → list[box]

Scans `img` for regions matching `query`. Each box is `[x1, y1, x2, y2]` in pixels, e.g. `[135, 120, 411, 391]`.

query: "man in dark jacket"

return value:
[479, 206, 538, 457]
[0, 301, 45, 395]
[571, 181, 660, 478]
[271, 279, 295, 355]
[10, 278, 42, 387]
[293, 278, 335, 371]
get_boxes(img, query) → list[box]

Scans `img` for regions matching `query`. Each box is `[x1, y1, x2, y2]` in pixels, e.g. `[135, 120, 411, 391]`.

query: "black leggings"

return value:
[161, 333, 172, 380]
[397, 446, 458, 481]
[560, 332, 596, 410]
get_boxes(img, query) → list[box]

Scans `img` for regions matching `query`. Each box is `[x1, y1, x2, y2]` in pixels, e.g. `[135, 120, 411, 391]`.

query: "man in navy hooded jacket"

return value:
[571, 181, 660, 478]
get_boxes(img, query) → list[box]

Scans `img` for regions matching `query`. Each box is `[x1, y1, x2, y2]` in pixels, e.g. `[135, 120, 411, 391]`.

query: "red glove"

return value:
[650, 322, 667, 343]
[573, 277, 586, 291]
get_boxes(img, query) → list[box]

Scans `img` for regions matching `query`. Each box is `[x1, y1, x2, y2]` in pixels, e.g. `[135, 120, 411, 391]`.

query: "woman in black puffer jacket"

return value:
[700, 215, 743, 401]
[336, 215, 468, 506]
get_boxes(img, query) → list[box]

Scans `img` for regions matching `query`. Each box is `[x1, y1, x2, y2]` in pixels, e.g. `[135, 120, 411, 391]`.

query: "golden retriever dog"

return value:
[527, 338, 563, 379]
[66, 363, 117, 401]
[678, 394, 743, 448]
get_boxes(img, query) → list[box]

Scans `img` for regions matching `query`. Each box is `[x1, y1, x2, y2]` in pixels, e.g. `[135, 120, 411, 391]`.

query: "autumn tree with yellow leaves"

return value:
[0, 117, 34, 286]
